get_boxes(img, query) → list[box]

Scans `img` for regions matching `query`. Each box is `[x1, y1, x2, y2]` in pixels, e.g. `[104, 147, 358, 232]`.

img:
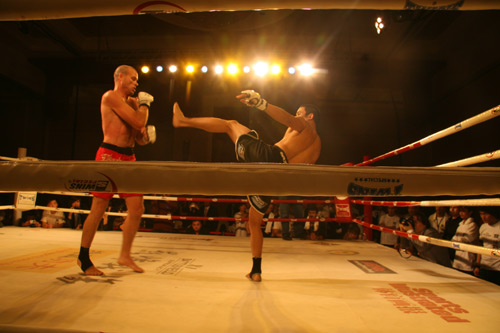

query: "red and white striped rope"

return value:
[351, 198, 500, 207]
[30, 205, 338, 223]
[352, 218, 500, 258]
[355, 105, 500, 166]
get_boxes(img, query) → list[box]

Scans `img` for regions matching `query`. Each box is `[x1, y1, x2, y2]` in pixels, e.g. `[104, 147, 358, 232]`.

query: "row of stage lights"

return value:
[140, 62, 324, 77]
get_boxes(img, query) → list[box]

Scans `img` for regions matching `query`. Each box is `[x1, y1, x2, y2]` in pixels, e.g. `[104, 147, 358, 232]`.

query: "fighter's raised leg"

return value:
[173, 102, 250, 143]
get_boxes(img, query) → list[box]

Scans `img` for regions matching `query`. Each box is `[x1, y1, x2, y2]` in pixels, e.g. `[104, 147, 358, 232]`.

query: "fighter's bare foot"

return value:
[77, 259, 104, 276]
[118, 257, 144, 273]
[246, 272, 262, 282]
[172, 102, 186, 128]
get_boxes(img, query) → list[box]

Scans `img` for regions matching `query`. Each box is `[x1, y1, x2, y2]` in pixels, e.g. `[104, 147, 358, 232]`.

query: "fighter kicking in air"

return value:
[77, 65, 155, 275]
[172, 90, 321, 281]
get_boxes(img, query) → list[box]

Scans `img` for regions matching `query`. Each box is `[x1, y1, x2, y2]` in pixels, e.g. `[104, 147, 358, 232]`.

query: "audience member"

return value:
[378, 206, 400, 247]
[443, 206, 461, 241]
[428, 206, 449, 236]
[443, 206, 462, 261]
[399, 212, 452, 267]
[304, 205, 320, 240]
[451, 206, 479, 274]
[21, 211, 41, 227]
[474, 206, 500, 285]
[279, 196, 305, 240]
[234, 203, 249, 237]
[41, 199, 66, 228]
[66, 198, 83, 229]
[186, 220, 207, 235]
[150, 199, 174, 233]
[202, 201, 219, 232]
[264, 204, 281, 237]
[343, 222, 362, 240]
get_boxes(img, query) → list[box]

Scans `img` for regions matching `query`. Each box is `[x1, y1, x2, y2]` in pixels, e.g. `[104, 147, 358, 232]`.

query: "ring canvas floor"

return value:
[0, 227, 498, 332]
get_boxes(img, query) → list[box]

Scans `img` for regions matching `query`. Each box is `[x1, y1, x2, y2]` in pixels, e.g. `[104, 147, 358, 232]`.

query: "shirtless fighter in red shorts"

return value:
[77, 65, 155, 275]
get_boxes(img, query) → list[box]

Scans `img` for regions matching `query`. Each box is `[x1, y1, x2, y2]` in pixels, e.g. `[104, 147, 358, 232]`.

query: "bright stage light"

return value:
[271, 64, 281, 75]
[227, 64, 238, 75]
[156, 65, 163, 73]
[288, 67, 296, 75]
[298, 63, 314, 76]
[243, 66, 251, 73]
[375, 17, 385, 34]
[253, 61, 269, 77]
[186, 65, 194, 73]
[215, 65, 223, 74]
[141, 66, 150, 74]
[201, 66, 208, 73]
[169, 65, 177, 73]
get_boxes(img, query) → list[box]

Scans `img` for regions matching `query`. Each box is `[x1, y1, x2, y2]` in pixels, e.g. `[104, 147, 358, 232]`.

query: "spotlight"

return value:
[271, 64, 281, 75]
[186, 65, 194, 73]
[243, 66, 251, 73]
[227, 63, 238, 75]
[297, 63, 314, 76]
[201, 66, 208, 73]
[375, 17, 385, 34]
[141, 66, 150, 74]
[156, 65, 163, 73]
[253, 61, 269, 77]
[169, 65, 178, 73]
[214, 65, 223, 74]
[288, 67, 296, 75]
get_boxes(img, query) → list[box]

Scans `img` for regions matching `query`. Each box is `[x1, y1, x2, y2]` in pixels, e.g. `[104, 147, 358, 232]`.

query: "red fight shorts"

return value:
[92, 143, 142, 200]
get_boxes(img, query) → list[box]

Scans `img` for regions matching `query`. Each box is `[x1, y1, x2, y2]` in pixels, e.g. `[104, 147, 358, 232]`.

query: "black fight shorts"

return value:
[235, 131, 288, 215]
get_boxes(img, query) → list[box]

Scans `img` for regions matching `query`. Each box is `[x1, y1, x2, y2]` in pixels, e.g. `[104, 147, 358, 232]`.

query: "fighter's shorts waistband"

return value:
[100, 142, 135, 156]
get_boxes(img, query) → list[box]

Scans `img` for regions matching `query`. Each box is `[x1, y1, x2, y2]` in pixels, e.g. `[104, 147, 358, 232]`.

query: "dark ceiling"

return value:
[2, 9, 492, 69]
[0, 9, 499, 166]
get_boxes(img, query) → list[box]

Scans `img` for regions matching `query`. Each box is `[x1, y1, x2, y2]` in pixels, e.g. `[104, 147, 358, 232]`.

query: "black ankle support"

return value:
[78, 247, 94, 273]
[251, 257, 262, 274]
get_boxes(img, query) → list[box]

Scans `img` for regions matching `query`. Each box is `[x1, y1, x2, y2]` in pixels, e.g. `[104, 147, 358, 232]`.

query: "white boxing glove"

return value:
[138, 92, 154, 108]
[146, 125, 156, 144]
[240, 90, 268, 111]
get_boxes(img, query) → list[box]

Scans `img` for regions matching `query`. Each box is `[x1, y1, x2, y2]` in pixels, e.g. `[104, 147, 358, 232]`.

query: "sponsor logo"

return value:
[335, 204, 351, 218]
[65, 172, 117, 192]
[348, 183, 404, 196]
[66, 179, 110, 192]
[405, 0, 464, 10]
[349, 260, 396, 274]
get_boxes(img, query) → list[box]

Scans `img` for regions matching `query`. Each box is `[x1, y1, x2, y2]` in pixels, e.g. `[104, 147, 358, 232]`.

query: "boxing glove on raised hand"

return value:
[146, 125, 156, 144]
[138, 92, 154, 108]
[240, 90, 268, 111]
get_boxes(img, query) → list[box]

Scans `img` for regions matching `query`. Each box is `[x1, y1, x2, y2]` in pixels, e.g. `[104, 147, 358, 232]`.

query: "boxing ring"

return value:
[0, 104, 500, 332]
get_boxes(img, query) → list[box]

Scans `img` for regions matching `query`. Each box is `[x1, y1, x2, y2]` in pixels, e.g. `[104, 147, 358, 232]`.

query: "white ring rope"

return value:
[351, 198, 500, 207]
[353, 218, 500, 258]
[30, 205, 337, 223]
[437, 149, 500, 167]
[356, 105, 500, 166]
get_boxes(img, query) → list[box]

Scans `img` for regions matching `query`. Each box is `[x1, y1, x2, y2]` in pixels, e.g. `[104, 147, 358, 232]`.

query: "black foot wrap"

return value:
[251, 257, 262, 275]
[78, 247, 94, 273]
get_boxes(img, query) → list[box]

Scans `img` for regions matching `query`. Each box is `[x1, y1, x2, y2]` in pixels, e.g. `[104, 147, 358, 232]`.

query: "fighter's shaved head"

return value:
[114, 65, 137, 82]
